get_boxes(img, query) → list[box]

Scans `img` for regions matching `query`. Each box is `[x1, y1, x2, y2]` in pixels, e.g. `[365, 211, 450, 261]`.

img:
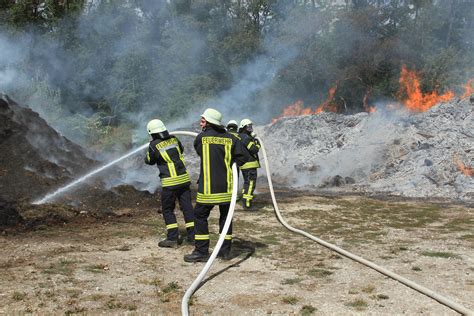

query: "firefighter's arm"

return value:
[233, 139, 250, 167]
[252, 133, 261, 150]
[145, 145, 157, 165]
[246, 140, 259, 155]
[194, 134, 202, 156]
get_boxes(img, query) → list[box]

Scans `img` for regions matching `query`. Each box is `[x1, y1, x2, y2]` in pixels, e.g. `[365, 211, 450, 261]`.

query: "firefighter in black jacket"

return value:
[184, 109, 248, 262]
[145, 119, 194, 248]
[238, 118, 260, 210]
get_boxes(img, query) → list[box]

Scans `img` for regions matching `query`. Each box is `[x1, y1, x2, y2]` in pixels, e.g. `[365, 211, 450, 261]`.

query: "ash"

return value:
[258, 98, 473, 202]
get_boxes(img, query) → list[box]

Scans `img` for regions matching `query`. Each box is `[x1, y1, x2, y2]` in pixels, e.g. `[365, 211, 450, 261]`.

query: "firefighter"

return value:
[226, 120, 239, 135]
[238, 118, 260, 210]
[184, 109, 248, 262]
[145, 119, 194, 248]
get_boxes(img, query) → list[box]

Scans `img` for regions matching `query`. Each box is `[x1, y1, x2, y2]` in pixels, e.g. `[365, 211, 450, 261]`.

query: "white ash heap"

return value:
[258, 97, 473, 202]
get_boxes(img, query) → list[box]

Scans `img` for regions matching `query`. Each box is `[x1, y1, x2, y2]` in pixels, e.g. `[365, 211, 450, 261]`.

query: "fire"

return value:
[315, 84, 338, 114]
[271, 84, 339, 123]
[398, 65, 454, 112]
[271, 100, 311, 123]
[461, 79, 474, 98]
[363, 90, 377, 113]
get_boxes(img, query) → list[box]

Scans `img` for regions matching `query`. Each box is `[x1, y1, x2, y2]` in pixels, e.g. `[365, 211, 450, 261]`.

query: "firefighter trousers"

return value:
[160, 185, 194, 241]
[194, 203, 232, 255]
[242, 168, 257, 208]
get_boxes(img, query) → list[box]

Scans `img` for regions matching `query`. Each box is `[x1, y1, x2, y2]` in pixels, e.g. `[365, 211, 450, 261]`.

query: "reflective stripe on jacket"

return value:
[145, 136, 191, 188]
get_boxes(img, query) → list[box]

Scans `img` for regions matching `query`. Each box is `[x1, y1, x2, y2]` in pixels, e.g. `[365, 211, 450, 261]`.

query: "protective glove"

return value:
[251, 132, 257, 138]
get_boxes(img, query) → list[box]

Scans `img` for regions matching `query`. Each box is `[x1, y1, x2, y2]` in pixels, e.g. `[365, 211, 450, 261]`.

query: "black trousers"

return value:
[194, 203, 232, 255]
[242, 169, 257, 207]
[160, 185, 194, 241]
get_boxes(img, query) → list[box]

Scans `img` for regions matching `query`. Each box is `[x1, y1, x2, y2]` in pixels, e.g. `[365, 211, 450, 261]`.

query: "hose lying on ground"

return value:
[170, 131, 239, 316]
[256, 136, 473, 316]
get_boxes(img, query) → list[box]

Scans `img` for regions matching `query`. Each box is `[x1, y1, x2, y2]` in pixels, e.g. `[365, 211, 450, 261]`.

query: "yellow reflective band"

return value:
[248, 180, 254, 196]
[225, 141, 232, 193]
[224, 235, 232, 240]
[241, 160, 260, 170]
[197, 192, 233, 204]
[146, 151, 150, 162]
[162, 173, 190, 187]
[242, 194, 253, 201]
[166, 223, 178, 229]
[175, 144, 187, 167]
[247, 141, 255, 150]
[185, 222, 194, 228]
[195, 234, 209, 240]
[160, 149, 177, 177]
[203, 143, 211, 195]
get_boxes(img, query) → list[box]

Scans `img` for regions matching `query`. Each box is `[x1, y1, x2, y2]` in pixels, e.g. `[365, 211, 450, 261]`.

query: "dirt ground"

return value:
[0, 192, 473, 315]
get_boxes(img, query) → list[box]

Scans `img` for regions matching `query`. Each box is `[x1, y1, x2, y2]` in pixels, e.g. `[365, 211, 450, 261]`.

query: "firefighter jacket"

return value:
[239, 132, 261, 170]
[145, 136, 191, 189]
[194, 125, 248, 204]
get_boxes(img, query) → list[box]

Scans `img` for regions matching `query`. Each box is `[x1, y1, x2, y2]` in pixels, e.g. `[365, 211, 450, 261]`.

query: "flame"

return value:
[271, 100, 311, 123]
[454, 158, 474, 177]
[271, 83, 339, 123]
[363, 90, 377, 113]
[461, 79, 474, 98]
[398, 65, 454, 112]
[315, 84, 338, 114]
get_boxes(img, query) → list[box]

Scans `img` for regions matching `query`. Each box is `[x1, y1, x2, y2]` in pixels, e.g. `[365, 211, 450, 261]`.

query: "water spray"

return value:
[33, 143, 149, 204]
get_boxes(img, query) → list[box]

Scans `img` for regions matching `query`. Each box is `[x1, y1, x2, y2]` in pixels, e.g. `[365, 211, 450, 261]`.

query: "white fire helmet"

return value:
[201, 108, 223, 126]
[239, 118, 253, 129]
[147, 119, 167, 135]
[227, 120, 238, 128]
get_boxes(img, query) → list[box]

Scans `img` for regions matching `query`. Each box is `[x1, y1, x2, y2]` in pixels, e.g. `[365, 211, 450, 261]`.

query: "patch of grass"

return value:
[346, 298, 368, 311]
[307, 268, 333, 278]
[106, 299, 123, 309]
[87, 294, 105, 301]
[362, 285, 375, 293]
[260, 234, 281, 245]
[162, 282, 181, 294]
[84, 263, 108, 273]
[12, 291, 26, 301]
[43, 258, 77, 276]
[300, 304, 317, 315]
[412, 266, 422, 271]
[281, 278, 302, 285]
[348, 289, 358, 294]
[282, 296, 299, 305]
[421, 251, 460, 259]
[113, 231, 134, 238]
[66, 289, 81, 299]
[65, 307, 86, 315]
[458, 234, 474, 241]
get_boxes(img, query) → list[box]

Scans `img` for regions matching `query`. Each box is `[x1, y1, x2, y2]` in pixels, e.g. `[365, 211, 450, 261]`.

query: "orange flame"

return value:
[271, 84, 339, 123]
[363, 90, 377, 113]
[398, 65, 454, 112]
[454, 158, 474, 177]
[315, 84, 338, 114]
[271, 100, 312, 123]
[461, 79, 474, 98]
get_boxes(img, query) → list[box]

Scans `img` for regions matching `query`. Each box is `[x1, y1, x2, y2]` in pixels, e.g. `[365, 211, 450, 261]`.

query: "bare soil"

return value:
[1, 192, 473, 315]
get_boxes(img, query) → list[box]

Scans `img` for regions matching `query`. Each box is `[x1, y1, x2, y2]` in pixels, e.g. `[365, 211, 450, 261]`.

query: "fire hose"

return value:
[175, 130, 472, 316]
